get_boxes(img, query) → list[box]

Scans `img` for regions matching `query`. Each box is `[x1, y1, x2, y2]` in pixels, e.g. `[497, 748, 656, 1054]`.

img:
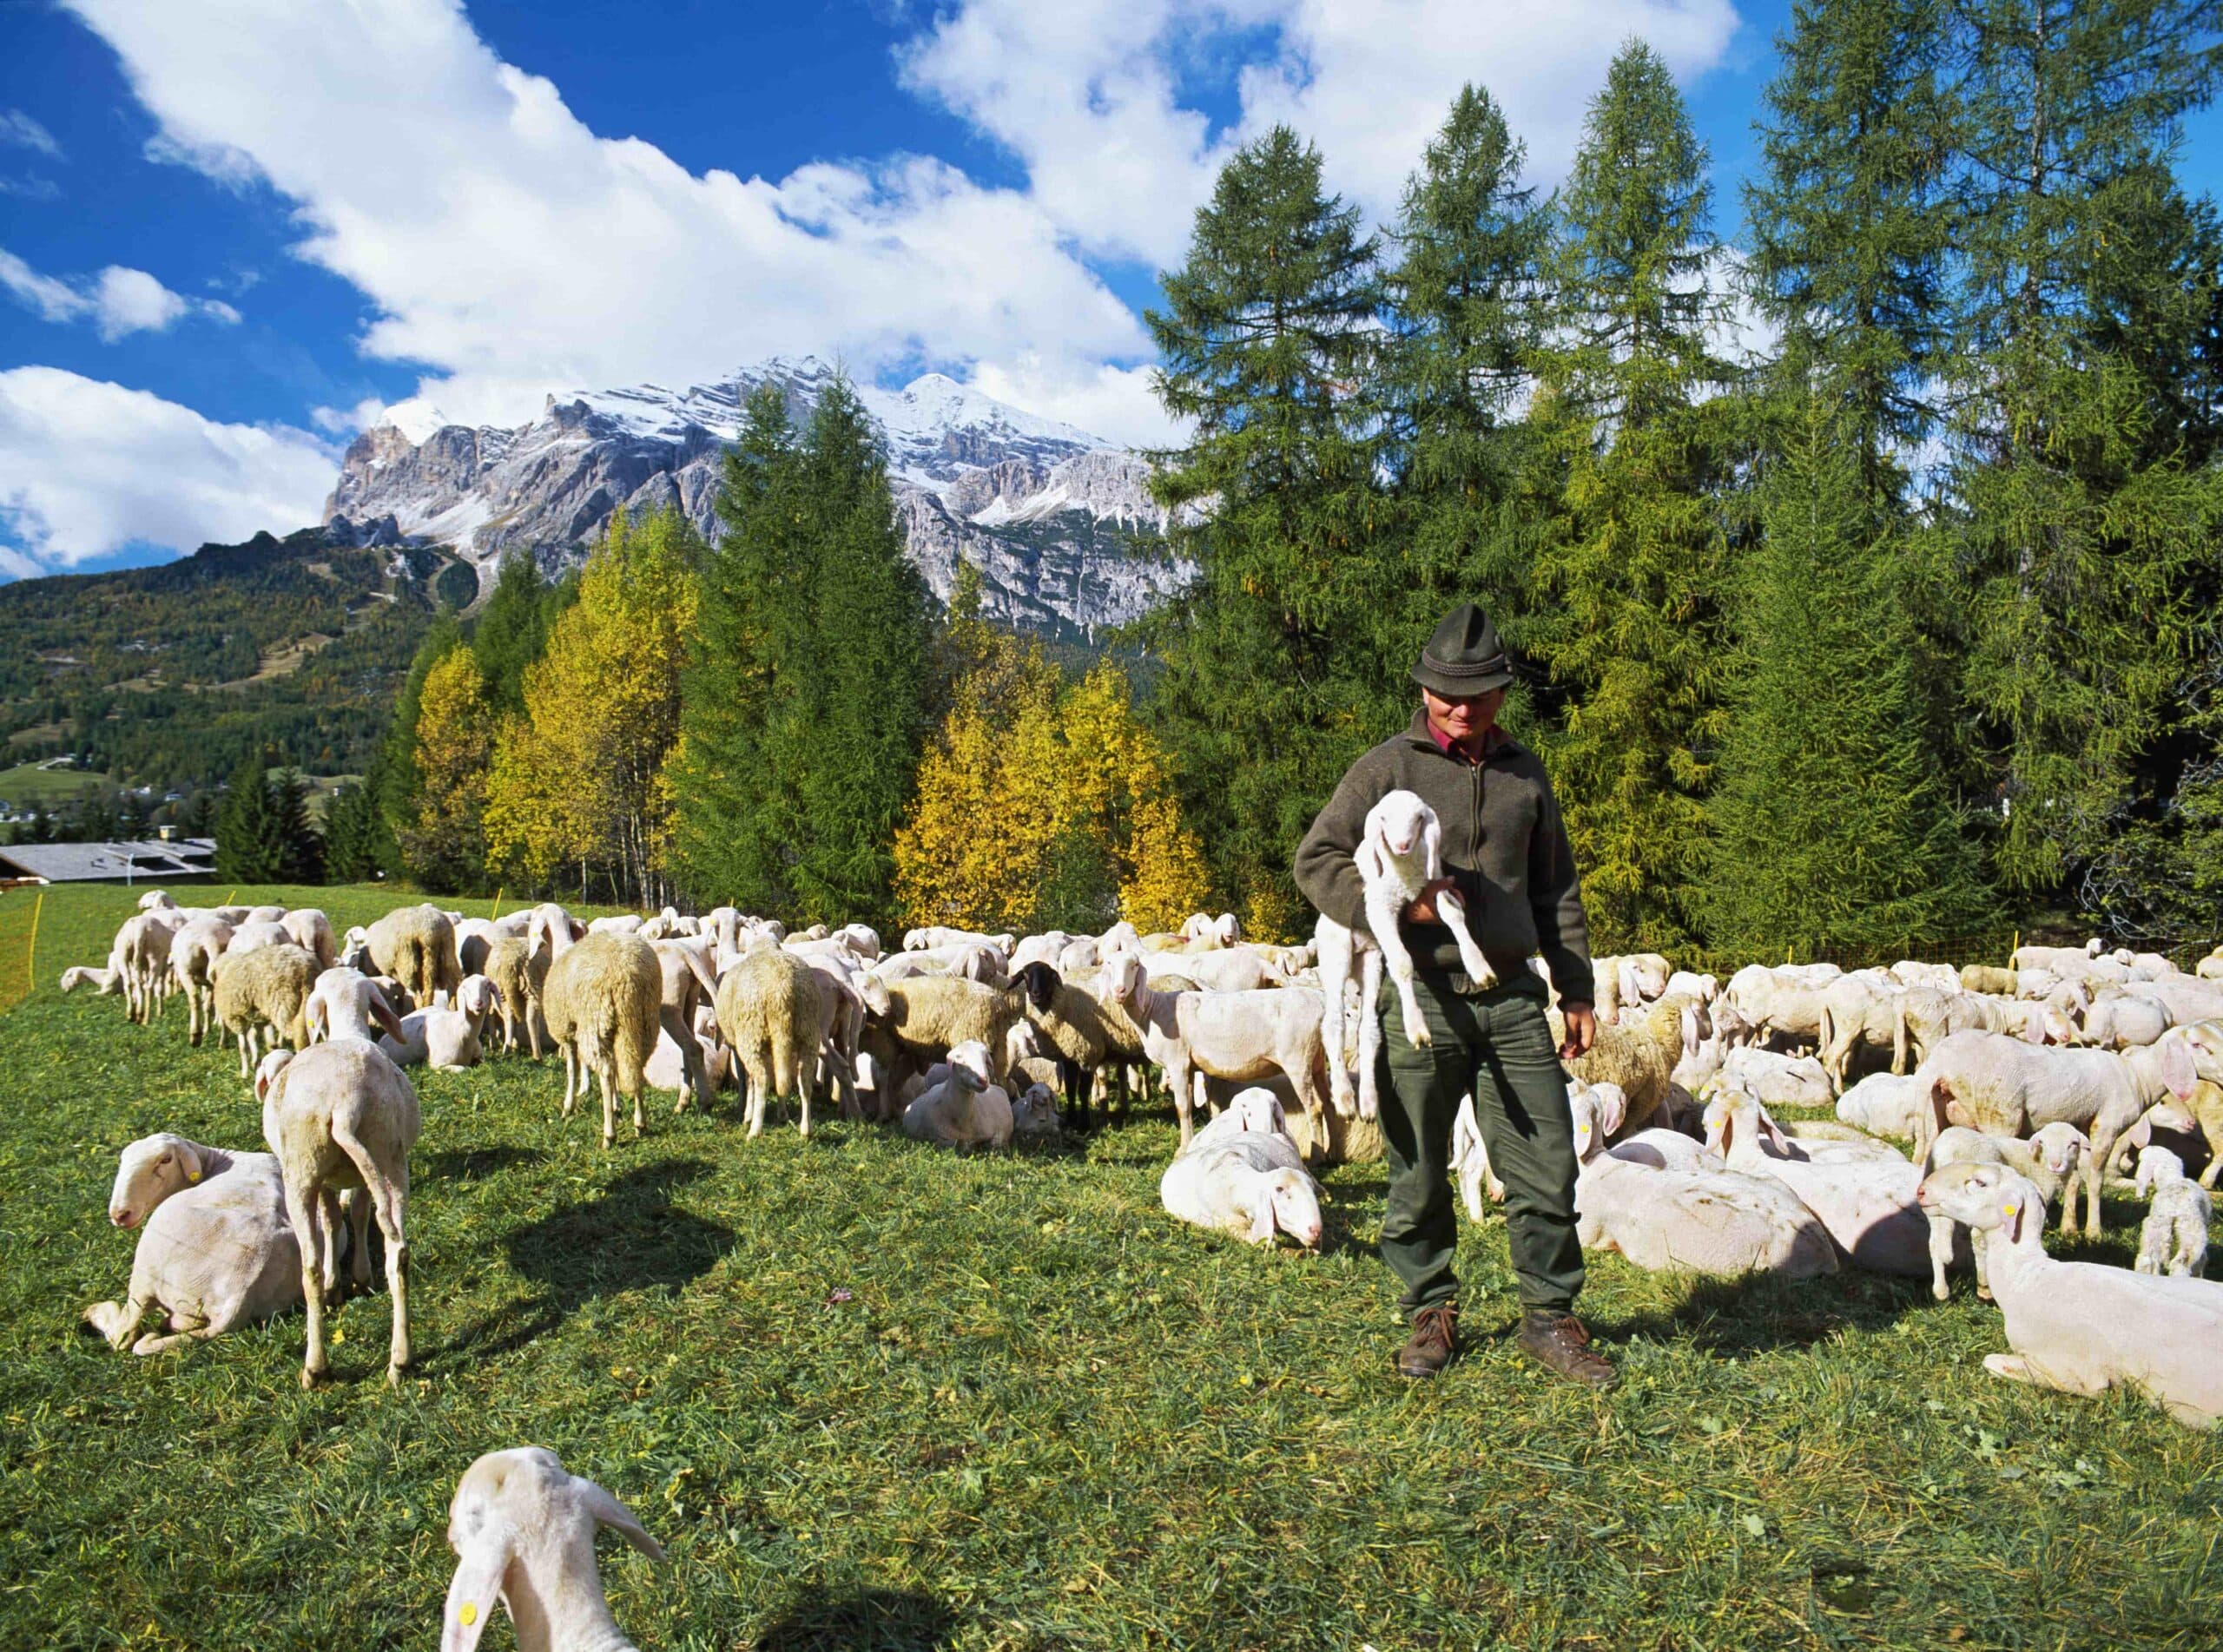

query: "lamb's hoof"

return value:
[1931, 1286, 1949, 1304]
[386, 1363, 406, 1388]
[1982, 1353, 2030, 1384]
[300, 1366, 327, 1391]
[1403, 1012, 1432, 1047]
[1976, 1287, 1994, 1302]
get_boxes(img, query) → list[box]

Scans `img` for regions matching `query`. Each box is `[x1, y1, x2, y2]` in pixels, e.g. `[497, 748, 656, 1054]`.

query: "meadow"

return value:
[1, 881, 2218, 1650]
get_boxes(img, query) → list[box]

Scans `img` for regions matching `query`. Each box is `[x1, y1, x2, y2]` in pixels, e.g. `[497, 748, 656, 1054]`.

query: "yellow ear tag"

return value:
[2002, 1202, 2018, 1216]
[458, 1603, 478, 1627]
[186, 1168, 201, 1182]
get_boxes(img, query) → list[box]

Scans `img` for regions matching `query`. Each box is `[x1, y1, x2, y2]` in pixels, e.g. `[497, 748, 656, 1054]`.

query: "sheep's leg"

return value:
[132, 1310, 210, 1354]
[1357, 951, 1384, 1122]
[1927, 1214, 1957, 1303]
[360, 1175, 410, 1384]
[1982, 1353, 2039, 1385]
[1317, 922, 1354, 1118]
[1433, 887, 1496, 989]
[525, 996, 544, 1060]
[1973, 1235, 1992, 1300]
[1366, 884, 1430, 1049]
[662, 1005, 707, 1115]
[346, 1188, 373, 1292]
[599, 1062, 617, 1150]
[84, 1296, 148, 1353]
[2077, 1127, 2114, 1238]
[559, 1043, 578, 1118]
[287, 1188, 328, 1388]
[1171, 1056, 1197, 1148]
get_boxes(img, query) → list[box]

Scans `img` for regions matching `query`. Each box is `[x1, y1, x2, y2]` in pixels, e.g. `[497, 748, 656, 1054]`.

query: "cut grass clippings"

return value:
[0, 881, 2218, 1649]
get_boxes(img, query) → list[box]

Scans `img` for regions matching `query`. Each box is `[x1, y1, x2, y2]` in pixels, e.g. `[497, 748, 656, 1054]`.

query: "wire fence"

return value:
[0, 888, 43, 1020]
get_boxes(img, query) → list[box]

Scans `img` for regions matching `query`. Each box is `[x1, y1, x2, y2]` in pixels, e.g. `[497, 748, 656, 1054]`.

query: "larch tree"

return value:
[1143, 125, 1392, 931]
[398, 642, 493, 892]
[1526, 40, 1735, 951]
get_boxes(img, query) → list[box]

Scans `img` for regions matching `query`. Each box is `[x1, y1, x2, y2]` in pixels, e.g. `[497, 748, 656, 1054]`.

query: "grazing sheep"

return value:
[226, 919, 294, 957]
[1725, 964, 1835, 1050]
[900, 1040, 1015, 1149]
[82, 1134, 300, 1355]
[1705, 1089, 1930, 1276]
[485, 934, 551, 1057]
[442, 1446, 664, 1652]
[1160, 1086, 1324, 1247]
[362, 905, 464, 1011]
[111, 912, 175, 1025]
[645, 1023, 731, 1098]
[1917, 1123, 2089, 1300]
[60, 964, 121, 995]
[168, 918, 234, 1046]
[279, 908, 337, 971]
[716, 946, 845, 1138]
[306, 967, 407, 1045]
[1106, 954, 1332, 1149]
[1561, 1083, 1839, 1280]
[256, 1042, 419, 1387]
[2134, 1149, 2212, 1279]
[1914, 1029, 2200, 1234]
[1560, 993, 1705, 1141]
[1917, 1166, 2223, 1429]
[543, 933, 663, 1149]
[1815, 976, 1901, 1089]
[212, 942, 319, 1078]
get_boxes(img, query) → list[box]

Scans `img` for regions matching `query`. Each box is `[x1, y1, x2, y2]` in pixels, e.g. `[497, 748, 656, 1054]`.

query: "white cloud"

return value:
[67, 0, 1158, 436]
[0, 367, 336, 571]
[0, 246, 241, 341]
[0, 110, 63, 159]
[968, 357, 1181, 450]
[900, 0, 1742, 268]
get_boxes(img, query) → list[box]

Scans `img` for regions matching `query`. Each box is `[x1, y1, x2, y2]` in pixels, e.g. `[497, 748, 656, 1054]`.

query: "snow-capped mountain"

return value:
[322, 356, 1188, 635]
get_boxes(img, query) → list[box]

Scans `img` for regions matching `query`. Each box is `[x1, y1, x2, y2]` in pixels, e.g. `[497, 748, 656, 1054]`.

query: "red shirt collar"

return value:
[1428, 718, 1505, 766]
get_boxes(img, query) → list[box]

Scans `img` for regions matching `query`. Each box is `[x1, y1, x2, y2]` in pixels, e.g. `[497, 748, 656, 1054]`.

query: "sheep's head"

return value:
[1366, 789, 1433, 859]
[1225, 1086, 1290, 1139]
[1567, 1082, 1627, 1162]
[946, 1041, 994, 1093]
[1017, 961, 1061, 1014]
[109, 1133, 203, 1227]
[137, 890, 176, 912]
[2029, 1122, 2090, 1181]
[254, 1048, 294, 1105]
[1105, 953, 1144, 1005]
[1918, 1164, 2040, 1242]
[1257, 1168, 1323, 1249]
[444, 1446, 663, 1652]
[457, 975, 498, 1024]
[2136, 1146, 2187, 1198]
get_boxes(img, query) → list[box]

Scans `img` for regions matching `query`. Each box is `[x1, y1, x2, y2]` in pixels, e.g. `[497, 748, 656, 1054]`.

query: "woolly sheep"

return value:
[1917, 1166, 2223, 1429]
[82, 1134, 300, 1355]
[212, 942, 319, 1078]
[1560, 993, 1705, 1140]
[1960, 964, 2020, 996]
[256, 1041, 419, 1387]
[484, 933, 551, 1057]
[168, 917, 234, 1047]
[1013, 961, 1124, 1129]
[306, 966, 407, 1045]
[2134, 1149, 2212, 1279]
[1159, 1086, 1323, 1247]
[874, 973, 1031, 1093]
[1915, 1029, 2200, 1234]
[1106, 954, 1331, 1149]
[542, 933, 662, 1149]
[442, 1446, 664, 1652]
[1917, 1122, 2088, 1300]
[717, 946, 845, 1137]
[900, 1039, 1014, 1149]
[360, 905, 464, 1010]
[1706, 1089, 1930, 1276]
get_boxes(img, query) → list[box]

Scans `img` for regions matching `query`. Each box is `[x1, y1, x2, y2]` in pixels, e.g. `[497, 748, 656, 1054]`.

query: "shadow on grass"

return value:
[752, 1583, 959, 1650]
[420, 1144, 544, 1181]
[504, 1159, 734, 1309]
[1595, 1269, 1932, 1356]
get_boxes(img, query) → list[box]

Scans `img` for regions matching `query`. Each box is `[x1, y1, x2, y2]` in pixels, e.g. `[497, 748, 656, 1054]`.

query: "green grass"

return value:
[0, 761, 115, 807]
[1, 883, 2218, 1649]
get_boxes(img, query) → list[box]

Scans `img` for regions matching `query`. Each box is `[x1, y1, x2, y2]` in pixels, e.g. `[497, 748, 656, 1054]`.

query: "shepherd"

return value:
[1295, 602, 1611, 1385]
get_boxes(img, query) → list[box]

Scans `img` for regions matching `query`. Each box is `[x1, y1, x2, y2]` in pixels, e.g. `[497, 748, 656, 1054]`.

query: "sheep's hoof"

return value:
[300, 1366, 327, 1391]
[386, 1363, 406, 1388]
[1406, 1020, 1433, 1048]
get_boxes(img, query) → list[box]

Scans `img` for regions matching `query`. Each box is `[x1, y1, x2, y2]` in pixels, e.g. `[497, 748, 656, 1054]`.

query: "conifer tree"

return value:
[1705, 398, 1991, 956]
[1526, 41, 1733, 951]
[1144, 125, 1390, 924]
[270, 767, 326, 885]
[472, 549, 574, 719]
[214, 752, 285, 884]
[321, 781, 380, 884]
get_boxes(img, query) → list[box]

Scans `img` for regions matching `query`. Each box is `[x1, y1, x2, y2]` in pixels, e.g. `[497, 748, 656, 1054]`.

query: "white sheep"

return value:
[1705, 1089, 1930, 1276]
[1917, 1122, 2089, 1300]
[1917, 1166, 2223, 1429]
[544, 932, 663, 1149]
[900, 1040, 1013, 1149]
[82, 1133, 301, 1355]
[1159, 1086, 1324, 1247]
[1313, 789, 1496, 1118]
[168, 917, 234, 1046]
[279, 907, 337, 971]
[305, 967, 408, 1046]
[1834, 1071, 1932, 1139]
[257, 1041, 420, 1387]
[1718, 1046, 1834, 1109]
[442, 1446, 664, 1652]
[1106, 954, 1331, 1149]
[1012, 1081, 1062, 1139]
[2134, 1148, 2212, 1279]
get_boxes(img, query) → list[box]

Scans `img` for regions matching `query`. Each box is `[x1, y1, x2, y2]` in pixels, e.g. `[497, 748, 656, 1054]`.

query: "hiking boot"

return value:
[1396, 1302, 1458, 1379]
[1516, 1310, 1618, 1388]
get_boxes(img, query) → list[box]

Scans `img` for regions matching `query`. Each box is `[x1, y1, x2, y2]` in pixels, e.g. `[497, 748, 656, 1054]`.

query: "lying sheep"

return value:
[1917, 1165, 2223, 1429]
[82, 1133, 300, 1355]
[1917, 1122, 2089, 1300]
[380, 991, 491, 1071]
[544, 933, 662, 1149]
[1012, 1082, 1062, 1139]
[442, 1446, 664, 1652]
[900, 1040, 1014, 1149]
[1160, 1086, 1324, 1247]
[1565, 1083, 1838, 1280]
[1706, 1089, 1929, 1276]
[1834, 1071, 1934, 1140]
[257, 1042, 419, 1387]
[212, 942, 319, 1079]
[1718, 1046, 1834, 1109]
[2134, 1149, 2212, 1279]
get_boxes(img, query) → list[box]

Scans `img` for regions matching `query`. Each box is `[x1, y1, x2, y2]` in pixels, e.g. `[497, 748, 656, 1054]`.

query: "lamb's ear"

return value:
[1618, 958, 1642, 1008]
[1758, 1104, 1795, 1155]
[1422, 813, 1443, 875]
[175, 1140, 203, 1183]
[1237, 1179, 1278, 1245]
[1680, 1004, 1701, 1059]
[572, 1477, 666, 1563]
[1596, 1085, 1626, 1139]
[1997, 1189, 2026, 1245]
[2159, 1035, 2198, 1101]
[441, 1517, 515, 1652]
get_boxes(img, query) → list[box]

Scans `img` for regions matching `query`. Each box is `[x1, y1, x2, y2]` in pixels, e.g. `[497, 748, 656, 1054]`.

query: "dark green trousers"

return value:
[1376, 971, 1584, 1317]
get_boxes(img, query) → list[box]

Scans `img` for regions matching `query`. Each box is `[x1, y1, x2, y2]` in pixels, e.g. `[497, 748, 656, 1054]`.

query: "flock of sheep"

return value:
[49, 867, 2223, 1644]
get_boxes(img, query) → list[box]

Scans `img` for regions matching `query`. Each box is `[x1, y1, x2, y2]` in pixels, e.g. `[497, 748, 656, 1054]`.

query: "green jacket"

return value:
[1293, 708, 1595, 1004]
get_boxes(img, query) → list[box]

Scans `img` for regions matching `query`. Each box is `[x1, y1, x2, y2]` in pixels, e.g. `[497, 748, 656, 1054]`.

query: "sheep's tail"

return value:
[612, 964, 657, 1097]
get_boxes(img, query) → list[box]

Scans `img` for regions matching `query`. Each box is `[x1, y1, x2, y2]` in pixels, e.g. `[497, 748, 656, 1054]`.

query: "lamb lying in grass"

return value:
[900, 1040, 1014, 1149]
[1159, 1088, 1324, 1248]
[83, 1133, 300, 1355]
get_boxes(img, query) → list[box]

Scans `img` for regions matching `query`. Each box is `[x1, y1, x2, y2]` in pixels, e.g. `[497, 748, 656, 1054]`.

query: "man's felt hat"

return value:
[1412, 602, 1514, 698]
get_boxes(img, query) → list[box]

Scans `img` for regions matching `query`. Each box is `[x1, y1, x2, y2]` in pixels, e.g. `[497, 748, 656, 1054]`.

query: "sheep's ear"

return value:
[1758, 1105, 1794, 1155]
[441, 1517, 515, 1652]
[371, 986, 406, 1044]
[1997, 1191, 2025, 1244]
[572, 1477, 666, 1563]
[1680, 1004, 1701, 1058]
[2159, 1036, 2198, 1100]
[1597, 1086, 1626, 1138]
[1617, 958, 1641, 1007]
[175, 1141, 202, 1183]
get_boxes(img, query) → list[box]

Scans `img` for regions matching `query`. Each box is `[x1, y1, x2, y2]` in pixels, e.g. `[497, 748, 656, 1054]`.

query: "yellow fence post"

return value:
[2009, 929, 2018, 967]
[225, 889, 237, 906]
[491, 887, 503, 921]
[27, 891, 42, 997]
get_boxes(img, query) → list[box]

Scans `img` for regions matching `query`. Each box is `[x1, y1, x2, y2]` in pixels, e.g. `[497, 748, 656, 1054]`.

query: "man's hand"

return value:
[1405, 877, 1456, 926]
[1560, 1002, 1596, 1062]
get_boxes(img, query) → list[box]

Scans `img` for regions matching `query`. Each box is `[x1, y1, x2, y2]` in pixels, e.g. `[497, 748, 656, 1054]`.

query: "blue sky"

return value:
[1, 0, 2216, 580]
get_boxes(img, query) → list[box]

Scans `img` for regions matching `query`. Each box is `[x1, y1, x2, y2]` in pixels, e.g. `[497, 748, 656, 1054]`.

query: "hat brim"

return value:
[1412, 661, 1514, 698]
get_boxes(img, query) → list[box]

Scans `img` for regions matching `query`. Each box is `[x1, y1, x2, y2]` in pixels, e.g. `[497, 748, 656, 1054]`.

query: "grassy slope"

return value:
[0, 762, 114, 806]
[0, 883, 2217, 1651]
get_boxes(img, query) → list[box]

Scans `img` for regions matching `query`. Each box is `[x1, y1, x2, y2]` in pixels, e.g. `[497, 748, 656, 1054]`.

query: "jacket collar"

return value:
[1403, 705, 1521, 763]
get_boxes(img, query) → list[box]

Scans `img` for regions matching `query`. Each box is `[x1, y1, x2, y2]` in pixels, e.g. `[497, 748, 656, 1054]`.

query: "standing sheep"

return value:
[485, 933, 551, 1057]
[211, 943, 319, 1078]
[716, 946, 844, 1138]
[362, 905, 464, 1011]
[543, 933, 663, 1150]
[1106, 954, 1333, 1149]
[2134, 1148, 2213, 1279]
[257, 1042, 419, 1387]
[1559, 994, 1705, 1141]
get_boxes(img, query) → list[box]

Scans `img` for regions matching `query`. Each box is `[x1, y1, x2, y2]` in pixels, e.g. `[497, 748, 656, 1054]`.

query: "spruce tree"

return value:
[214, 753, 284, 884]
[1526, 41, 1734, 951]
[271, 767, 326, 885]
[1143, 125, 1390, 930]
[1383, 84, 1555, 658]
[321, 782, 380, 884]
[472, 549, 571, 719]
[1705, 398, 1991, 957]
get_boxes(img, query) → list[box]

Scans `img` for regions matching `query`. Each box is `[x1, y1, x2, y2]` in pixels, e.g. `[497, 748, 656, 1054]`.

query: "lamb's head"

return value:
[2135, 1146, 2187, 1198]
[1178, 912, 1215, 944]
[946, 1041, 994, 1094]
[443, 1446, 663, 1652]
[1105, 952, 1146, 1006]
[2028, 1121, 2090, 1181]
[1214, 912, 1242, 947]
[1918, 1164, 2042, 1242]
[1224, 1086, 1290, 1140]
[1238, 1167, 1323, 1248]
[1701, 1087, 1787, 1161]
[137, 889, 176, 912]
[853, 971, 893, 1017]
[833, 924, 881, 961]
[1567, 1082, 1627, 1163]
[1366, 788, 1435, 859]
[2085, 936, 2106, 957]
[1013, 1083, 1060, 1135]
[456, 974, 498, 1027]
[109, 1133, 206, 1228]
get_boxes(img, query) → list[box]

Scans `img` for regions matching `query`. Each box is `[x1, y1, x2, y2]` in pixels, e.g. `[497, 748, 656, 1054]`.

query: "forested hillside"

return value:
[0, 527, 460, 792]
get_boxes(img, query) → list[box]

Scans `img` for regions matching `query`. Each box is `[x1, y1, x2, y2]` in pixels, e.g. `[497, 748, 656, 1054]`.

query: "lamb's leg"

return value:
[1433, 887, 1496, 990]
[1357, 951, 1385, 1122]
[1316, 921, 1355, 1118]
[132, 1310, 211, 1354]
[345, 1188, 373, 1292]
[599, 1063, 617, 1150]
[84, 1297, 147, 1352]
[1172, 1056, 1197, 1149]
[1982, 1353, 2037, 1385]
[1927, 1214, 1957, 1303]
[662, 1005, 705, 1114]
[1366, 882, 1430, 1049]
[2077, 1127, 2114, 1238]
[288, 1188, 328, 1388]
[1973, 1235, 1992, 1301]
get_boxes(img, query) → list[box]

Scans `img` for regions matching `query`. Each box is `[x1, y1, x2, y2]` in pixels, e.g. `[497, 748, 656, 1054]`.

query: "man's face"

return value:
[1422, 685, 1506, 745]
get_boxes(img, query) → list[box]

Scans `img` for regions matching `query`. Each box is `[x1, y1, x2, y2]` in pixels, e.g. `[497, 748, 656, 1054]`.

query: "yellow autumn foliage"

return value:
[400, 642, 493, 887]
